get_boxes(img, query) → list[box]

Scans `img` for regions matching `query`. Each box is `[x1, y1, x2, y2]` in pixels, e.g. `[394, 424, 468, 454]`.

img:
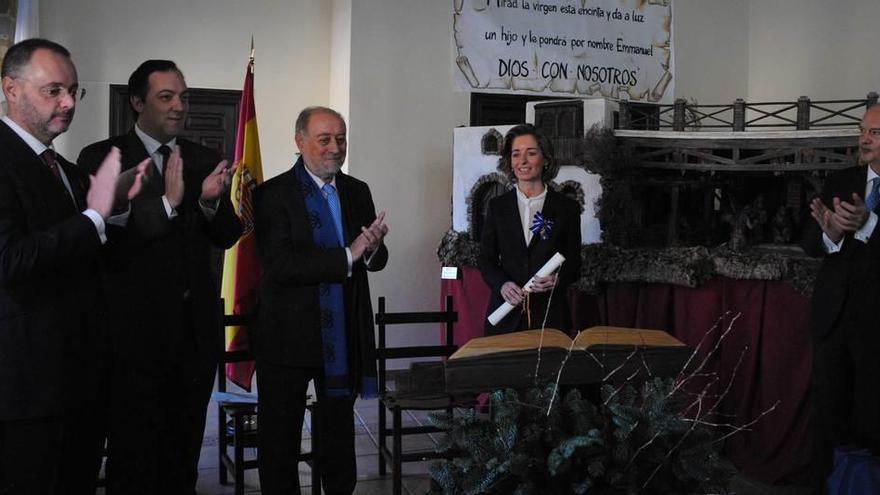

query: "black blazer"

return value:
[253, 158, 387, 389]
[0, 120, 104, 420]
[801, 165, 880, 339]
[77, 130, 242, 369]
[478, 188, 582, 335]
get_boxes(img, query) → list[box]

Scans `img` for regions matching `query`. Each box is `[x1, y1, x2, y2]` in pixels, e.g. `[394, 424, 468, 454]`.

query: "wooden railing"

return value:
[619, 92, 878, 131]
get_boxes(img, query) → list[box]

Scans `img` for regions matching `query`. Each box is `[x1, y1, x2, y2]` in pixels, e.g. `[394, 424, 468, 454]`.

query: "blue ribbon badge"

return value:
[530, 211, 554, 241]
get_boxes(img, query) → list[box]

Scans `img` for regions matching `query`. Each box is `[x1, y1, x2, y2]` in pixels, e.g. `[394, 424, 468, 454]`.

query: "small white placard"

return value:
[441, 266, 459, 280]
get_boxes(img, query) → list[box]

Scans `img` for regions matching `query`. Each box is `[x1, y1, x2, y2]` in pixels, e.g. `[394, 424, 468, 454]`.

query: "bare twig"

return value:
[670, 313, 741, 397]
[547, 336, 578, 416]
[642, 392, 704, 489]
[672, 311, 731, 386]
[603, 347, 639, 382]
[708, 346, 748, 415]
[603, 367, 642, 406]
[687, 400, 781, 444]
[533, 261, 563, 385]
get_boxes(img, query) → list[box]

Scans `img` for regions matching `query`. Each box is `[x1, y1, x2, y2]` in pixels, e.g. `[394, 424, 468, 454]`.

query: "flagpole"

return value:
[249, 35, 255, 73]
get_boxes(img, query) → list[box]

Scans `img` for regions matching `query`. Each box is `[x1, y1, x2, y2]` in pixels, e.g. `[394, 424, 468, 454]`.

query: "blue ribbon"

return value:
[530, 211, 554, 241]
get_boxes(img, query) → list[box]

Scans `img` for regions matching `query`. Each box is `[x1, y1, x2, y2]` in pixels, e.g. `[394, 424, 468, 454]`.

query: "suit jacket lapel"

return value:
[121, 129, 162, 196]
[496, 191, 529, 259]
[57, 158, 86, 212]
[288, 159, 319, 235]
[528, 190, 557, 252]
[855, 167, 880, 214]
[529, 186, 559, 254]
[0, 120, 77, 216]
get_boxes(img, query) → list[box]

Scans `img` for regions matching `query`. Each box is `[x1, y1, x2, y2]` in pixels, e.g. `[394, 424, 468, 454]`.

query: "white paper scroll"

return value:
[487, 252, 566, 326]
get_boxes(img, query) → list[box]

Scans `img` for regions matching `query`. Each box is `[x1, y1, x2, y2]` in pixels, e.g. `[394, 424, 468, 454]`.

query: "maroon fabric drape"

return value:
[441, 266, 813, 484]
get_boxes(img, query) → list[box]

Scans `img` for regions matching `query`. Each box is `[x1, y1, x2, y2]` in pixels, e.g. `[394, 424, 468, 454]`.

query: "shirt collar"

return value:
[2, 116, 51, 156]
[869, 166, 880, 183]
[515, 184, 547, 203]
[303, 160, 337, 190]
[134, 124, 176, 156]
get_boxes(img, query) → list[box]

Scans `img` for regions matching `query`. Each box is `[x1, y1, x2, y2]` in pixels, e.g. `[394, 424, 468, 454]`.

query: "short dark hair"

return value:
[295, 106, 345, 135]
[127, 60, 184, 112]
[1, 38, 71, 79]
[497, 124, 559, 183]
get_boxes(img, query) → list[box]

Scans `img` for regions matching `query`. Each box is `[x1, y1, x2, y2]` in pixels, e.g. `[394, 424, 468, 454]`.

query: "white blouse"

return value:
[515, 185, 547, 246]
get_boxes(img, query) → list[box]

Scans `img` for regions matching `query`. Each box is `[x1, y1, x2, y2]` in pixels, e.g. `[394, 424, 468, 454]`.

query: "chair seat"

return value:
[224, 420, 258, 444]
[212, 391, 258, 406]
[382, 391, 476, 410]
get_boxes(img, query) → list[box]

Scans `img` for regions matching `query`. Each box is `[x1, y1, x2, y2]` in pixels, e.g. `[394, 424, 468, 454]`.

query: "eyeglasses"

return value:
[38, 84, 86, 102]
[15, 77, 87, 102]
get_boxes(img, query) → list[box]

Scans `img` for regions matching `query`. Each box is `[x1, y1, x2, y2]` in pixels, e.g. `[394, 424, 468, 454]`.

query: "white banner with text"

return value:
[452, 0, 674, 102]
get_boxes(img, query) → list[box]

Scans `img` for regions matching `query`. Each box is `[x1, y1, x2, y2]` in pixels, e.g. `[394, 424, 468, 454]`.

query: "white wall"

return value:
[673, 0, 749, 104]
[330, 0, 352, 171]
[41, 0, 332, 179]
[673, 0, 877, 105]
[330, 0, 352, 124]
[747, 0, 880, 102]
[348, 0, 469, 326]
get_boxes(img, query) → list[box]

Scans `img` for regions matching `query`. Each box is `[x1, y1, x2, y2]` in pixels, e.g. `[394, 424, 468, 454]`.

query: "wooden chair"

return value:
[375, 295, 469, 495]
[214, 308, 321, 495]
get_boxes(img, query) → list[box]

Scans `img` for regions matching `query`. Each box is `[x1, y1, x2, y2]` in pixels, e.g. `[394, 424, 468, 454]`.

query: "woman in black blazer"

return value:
[478, 124, 582, 335]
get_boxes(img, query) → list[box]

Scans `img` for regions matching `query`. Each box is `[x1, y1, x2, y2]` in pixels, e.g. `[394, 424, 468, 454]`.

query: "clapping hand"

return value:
[832, 193, 869, 233]
[164, 145, 184, 208]
[201, 159, 236, 202]
[351, 211, 388, 262]
[88, 147, 148, 218]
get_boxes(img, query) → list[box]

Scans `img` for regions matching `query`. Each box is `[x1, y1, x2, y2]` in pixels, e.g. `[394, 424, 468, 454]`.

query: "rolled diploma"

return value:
[487, 252, 566, 326]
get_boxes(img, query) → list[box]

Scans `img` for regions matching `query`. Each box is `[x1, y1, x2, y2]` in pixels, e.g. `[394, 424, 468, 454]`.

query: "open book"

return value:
[445, 326, 691, 393]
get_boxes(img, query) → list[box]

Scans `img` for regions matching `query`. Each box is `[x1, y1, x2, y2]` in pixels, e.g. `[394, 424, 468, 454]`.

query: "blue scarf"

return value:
[294, 164, 350, 397]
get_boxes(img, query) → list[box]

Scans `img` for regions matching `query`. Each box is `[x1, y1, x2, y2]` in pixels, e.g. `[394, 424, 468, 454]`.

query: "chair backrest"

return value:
[216, 299, 256, 394]
[374, 295, 457, 395]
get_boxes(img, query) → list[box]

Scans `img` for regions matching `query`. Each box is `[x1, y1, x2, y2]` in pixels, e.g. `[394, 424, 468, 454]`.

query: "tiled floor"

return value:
[97, 384, 814, 495]
[195, 391, 437, 495]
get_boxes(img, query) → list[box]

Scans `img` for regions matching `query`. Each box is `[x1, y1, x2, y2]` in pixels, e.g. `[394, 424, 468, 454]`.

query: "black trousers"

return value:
[105, 305, 215, 495]
[810, 300, 880, 489]
[257, 361, 357, 495]
[0, 417, 62, 495]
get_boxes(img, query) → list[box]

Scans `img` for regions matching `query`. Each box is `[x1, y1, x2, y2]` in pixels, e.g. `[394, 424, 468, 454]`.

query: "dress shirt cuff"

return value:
[345, 247, 353, 277]
[83, 209, 107, 244]
[198, 197, 219, 221]
[822, 232, 844, 253]
[162, 195, 178, 219]
[854, 212, 878, 244]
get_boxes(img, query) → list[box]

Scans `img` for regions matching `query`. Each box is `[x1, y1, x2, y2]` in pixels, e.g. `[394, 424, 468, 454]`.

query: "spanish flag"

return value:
[221, 52, 263, 391]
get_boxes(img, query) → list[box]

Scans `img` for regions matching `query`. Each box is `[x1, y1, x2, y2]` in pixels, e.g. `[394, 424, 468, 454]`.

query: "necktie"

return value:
[42, 149, 76, 209]
[322, 183, 344, 245]
[157, 145, 172, 176]
[41, 149, 61, 181]
[868, 177, 880, 212]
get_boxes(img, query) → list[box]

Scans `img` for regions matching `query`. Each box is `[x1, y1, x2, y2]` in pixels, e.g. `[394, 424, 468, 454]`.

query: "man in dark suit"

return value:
[802, 104, 880, 489]
[0, 39, 144, 494]
[254, 106, 388, 494]
[77, 60, 242, 494]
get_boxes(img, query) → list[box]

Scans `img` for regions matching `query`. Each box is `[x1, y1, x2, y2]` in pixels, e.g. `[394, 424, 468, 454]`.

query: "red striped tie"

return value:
[41, 149, 61, 181]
